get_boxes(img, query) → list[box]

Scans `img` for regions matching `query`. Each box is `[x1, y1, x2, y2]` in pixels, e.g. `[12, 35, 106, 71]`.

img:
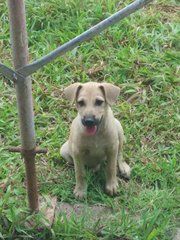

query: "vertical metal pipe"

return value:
[8, 0, 39, 211]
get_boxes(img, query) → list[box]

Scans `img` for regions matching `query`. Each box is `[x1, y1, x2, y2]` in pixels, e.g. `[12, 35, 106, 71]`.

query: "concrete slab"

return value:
[173, 228, 180, 240]
[25, 195, 57, 228]
[57, 202, 112, 227]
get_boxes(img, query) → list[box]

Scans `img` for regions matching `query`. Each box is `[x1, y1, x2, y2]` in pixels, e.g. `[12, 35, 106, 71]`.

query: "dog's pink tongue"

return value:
[85, 126, 97, 136]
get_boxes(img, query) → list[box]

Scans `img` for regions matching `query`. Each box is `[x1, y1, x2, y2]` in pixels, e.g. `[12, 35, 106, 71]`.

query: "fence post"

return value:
[8, 0, 39, 212]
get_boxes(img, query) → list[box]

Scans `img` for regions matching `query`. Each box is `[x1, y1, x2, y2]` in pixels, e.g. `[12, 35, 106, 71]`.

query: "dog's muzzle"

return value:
[81, 116, 99, 127]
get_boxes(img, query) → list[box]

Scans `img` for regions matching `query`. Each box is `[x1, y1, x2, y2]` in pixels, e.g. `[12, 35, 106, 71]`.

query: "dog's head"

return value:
[64, 82, 120, 136]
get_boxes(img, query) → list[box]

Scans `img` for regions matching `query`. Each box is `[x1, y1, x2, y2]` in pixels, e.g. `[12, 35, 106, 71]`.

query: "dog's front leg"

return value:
[105, 146, 119, 196]
[73, 153, 87, 199]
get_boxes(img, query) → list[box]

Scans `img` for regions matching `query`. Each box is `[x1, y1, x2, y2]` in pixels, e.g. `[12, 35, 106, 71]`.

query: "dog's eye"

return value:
[77, 100, 85, 107]
[95, 99, 104, 106]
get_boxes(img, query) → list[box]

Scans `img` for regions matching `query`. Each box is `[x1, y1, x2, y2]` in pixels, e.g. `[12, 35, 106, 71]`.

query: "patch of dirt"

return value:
[149, 4, 180, 13]
[0, 180, 8, 196]
[87, 61, 106, 80]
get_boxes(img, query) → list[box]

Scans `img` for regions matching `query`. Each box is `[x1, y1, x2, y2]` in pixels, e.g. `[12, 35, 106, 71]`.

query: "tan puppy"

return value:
[60, 82, 131, 198]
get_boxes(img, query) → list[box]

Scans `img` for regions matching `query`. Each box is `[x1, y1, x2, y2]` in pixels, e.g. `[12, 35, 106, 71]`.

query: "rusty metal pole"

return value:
[8, 0, 39, 212]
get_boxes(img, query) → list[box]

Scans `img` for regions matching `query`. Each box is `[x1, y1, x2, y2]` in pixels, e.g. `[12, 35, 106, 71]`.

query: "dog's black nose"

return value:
[82, 116, 96, 127]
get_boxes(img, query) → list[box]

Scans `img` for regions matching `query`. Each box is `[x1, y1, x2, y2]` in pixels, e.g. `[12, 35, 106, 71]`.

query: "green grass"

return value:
[0, 0, 179, 239]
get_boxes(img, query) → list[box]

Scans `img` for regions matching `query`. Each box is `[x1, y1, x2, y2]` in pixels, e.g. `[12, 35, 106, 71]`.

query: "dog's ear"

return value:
[99, 83, 120, 105]
[64, 83, 82, 103]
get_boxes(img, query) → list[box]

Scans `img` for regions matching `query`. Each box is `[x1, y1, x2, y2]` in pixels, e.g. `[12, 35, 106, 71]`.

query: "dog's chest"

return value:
[79, 139, 107, 166]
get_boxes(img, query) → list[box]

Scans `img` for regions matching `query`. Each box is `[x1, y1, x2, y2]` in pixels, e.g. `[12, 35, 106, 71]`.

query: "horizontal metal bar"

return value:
[18, 0, 152, 77]
[7, 146, 48, 154]
[0, 63, 25, 82]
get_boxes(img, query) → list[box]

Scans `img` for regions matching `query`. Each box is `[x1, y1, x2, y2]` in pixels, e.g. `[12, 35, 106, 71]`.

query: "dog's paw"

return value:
[105, 179, 119, 196]
[119, 161, 131, 179]
[74, 186, 86, 199]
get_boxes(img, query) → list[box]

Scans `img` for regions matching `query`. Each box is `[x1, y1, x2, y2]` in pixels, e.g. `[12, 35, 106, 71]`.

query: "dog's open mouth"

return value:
[85, 125, 97, 136]
[82, 116, 103, 136]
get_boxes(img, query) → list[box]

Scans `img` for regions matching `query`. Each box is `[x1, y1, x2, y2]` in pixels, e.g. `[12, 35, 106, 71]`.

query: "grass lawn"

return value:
[0, 0, 179, 239]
